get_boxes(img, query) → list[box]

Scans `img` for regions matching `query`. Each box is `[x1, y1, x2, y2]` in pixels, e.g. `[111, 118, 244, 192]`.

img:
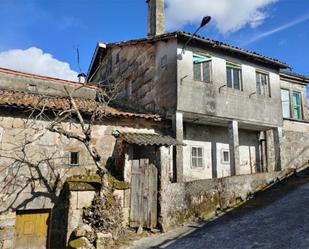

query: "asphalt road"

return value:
[128, 173, 309, 249]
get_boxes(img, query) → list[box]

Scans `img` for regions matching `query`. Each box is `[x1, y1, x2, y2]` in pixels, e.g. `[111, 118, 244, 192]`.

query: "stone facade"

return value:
[0, 106, 161, 248]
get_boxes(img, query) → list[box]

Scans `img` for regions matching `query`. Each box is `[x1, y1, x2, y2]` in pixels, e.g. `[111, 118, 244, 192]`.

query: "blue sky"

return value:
[0, 0, 308, 96]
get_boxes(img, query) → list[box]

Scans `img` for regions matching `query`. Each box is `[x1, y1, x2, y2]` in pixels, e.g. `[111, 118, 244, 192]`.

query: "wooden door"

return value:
[130, 159, 158, 229]
[15, 210, 50, 249]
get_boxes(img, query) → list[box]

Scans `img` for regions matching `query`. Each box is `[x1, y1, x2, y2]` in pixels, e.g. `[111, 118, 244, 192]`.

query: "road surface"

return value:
[128, 173, 309, 249]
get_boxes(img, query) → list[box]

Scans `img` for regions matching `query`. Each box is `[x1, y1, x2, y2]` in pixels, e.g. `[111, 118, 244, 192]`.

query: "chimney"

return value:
[146, 0, 165, 36]
[77, 73, 87, 84]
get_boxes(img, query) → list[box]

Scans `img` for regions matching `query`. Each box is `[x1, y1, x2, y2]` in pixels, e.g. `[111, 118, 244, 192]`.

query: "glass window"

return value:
[281, 89, 290, 118]
[226, 63, 241, 90]
[191, 147, 203, 168]
[293, 91, 302, 120]
[256, 72, 270, 97]
[193, 54, 211, 83]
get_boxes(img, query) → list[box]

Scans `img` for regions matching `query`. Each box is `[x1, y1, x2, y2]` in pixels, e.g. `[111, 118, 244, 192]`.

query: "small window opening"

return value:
[161, 55, 168, 69]
[70, 152, 79, 166]
[222, 150, 230, 164]
[27, 84, 37, 92]
[116, 53, 120, 64]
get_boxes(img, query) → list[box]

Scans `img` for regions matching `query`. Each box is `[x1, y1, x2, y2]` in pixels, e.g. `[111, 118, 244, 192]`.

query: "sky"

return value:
[0, 0, 308, 97]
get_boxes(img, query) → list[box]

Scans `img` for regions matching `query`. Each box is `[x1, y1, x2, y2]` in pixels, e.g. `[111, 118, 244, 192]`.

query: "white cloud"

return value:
[0, 47, 78, 81]
[242, 14, 309, 46]
[165, 0, 278, 33]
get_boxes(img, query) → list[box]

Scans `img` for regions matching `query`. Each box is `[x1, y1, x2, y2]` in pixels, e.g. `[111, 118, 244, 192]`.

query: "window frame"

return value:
[193, 54, 212, 83]
[190, 146, 204, 169]
[69, 152, 80, 166]
[221, 149, 230, 164]
[292, 91, 303, 120]
[226, 62, 242, 91]
[281, 88, 291, 119]
[256, 71, 270, 97]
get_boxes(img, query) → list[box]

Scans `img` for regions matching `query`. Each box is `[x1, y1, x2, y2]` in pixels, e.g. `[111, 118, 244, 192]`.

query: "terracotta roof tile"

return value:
[119, 132, 183, 146]
[0, 90, 161, 121]
[99, 31, 288, 68]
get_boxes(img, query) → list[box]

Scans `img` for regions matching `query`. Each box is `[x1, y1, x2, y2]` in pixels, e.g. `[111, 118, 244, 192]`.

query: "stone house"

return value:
[0, 68, 178, 248]
[87, 0, 309, 184]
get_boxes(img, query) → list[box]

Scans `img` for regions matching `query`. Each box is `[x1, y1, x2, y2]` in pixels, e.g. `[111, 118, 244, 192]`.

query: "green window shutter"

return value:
[193, 54, 211, 63]
[293, 92, 302, 119]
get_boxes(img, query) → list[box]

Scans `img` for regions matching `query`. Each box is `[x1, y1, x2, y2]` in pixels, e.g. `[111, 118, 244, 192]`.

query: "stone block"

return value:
[2, 239, 13, 249]
[96, 233, 113, 249]
[0, 218, 15, 228]
[77, 192, 95, 209]
[69, 237, 94, 249]
[0, 227, 14, 240]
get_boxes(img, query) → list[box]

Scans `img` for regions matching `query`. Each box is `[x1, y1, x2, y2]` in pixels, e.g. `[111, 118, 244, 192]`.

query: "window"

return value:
[191, 146, 203, 168]
[256, 72, 270, 97]
[222, 149, 230, 164]
[161, 55, 168, 69]
[226, 62, 242, 90]
[281, 89, 291, 118]
[193, 54, 211, 83]
[70, 152, 80, 166]
[293, 91, 302, 120]
[27, 84, 37, 92]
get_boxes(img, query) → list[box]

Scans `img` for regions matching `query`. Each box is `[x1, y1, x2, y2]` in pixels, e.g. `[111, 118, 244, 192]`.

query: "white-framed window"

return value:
[221, 149, 230, 164]
[70, 152, 80, 166]
[281, 89, 291, 118]
[193, 54, 212, 83]
[226, 62, 242, 90]
[191, 146, 204, 168]
[256, 71, 270, 97]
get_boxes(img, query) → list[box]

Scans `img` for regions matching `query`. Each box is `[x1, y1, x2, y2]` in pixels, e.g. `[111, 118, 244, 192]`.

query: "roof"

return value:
[88, 31, 289, 77]
[280, 71, 309, 85]
[0, 67, 95, 88]
[118, 132, 183, 146]
[0, 90, 161, 121]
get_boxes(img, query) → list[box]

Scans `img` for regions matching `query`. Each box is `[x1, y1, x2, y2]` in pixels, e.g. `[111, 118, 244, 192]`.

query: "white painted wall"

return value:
[183, 139, 212, 181]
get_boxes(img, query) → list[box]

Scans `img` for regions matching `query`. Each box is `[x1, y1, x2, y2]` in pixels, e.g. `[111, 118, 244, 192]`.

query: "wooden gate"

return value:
[130, 159, 158, 229]
[15, 210, 50, 249]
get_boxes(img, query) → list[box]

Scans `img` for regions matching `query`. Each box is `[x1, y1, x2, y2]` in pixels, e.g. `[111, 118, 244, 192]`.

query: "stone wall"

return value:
[281, 120, 309, 170]
[66, 176, 130, 248]
[0, 108, 160, 248]
[160, 172, 283, 230]
[91, 39, 178, 116]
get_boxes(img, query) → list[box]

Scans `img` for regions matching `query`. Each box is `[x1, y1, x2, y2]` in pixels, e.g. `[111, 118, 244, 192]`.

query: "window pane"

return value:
[197, 147, 203, 157]
[192, 147, 197, 157]
[233, 69, 240, 90]
[256, 73, 261, 95]
[193, 63, 201, 81]
[226, 68, 232, 88]
[281, 89, 290, 118]
[202, 61, 211, 82]
[197, 158, 203, 167]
